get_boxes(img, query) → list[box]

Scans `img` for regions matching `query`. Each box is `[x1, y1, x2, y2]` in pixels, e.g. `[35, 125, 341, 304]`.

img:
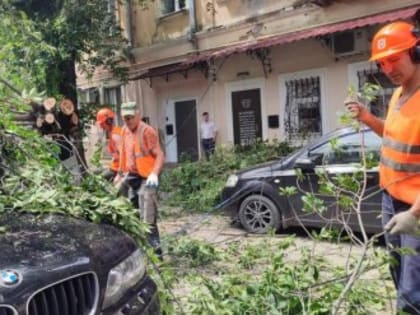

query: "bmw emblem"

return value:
[0, 270, 21, 287]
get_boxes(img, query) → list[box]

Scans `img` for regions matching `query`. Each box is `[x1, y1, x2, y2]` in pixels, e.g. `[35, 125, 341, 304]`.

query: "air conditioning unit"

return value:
[331, 29, 370, 57]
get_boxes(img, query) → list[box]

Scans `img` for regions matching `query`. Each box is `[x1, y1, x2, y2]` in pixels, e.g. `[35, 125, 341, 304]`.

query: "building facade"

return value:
[77, 0, 420, 162]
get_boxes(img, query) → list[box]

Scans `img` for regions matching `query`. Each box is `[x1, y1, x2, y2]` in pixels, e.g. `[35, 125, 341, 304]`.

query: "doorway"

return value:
[165, 99, 198, 162]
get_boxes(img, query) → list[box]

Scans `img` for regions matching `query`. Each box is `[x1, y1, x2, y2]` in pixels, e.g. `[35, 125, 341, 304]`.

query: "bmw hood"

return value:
[0, 212, 137, 270]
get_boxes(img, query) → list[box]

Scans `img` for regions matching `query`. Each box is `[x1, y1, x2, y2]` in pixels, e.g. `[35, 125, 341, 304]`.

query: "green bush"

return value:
[160, 140, 294, 212]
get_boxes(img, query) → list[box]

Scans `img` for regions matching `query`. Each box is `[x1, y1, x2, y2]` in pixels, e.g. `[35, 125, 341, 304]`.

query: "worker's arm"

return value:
[345, 101, 385, 137]
[150, 145, 164, 176]
[144, 126, 165, 176]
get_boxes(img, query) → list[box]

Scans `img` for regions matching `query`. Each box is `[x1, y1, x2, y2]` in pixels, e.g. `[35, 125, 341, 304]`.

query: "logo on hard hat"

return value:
[377, 38, 386, 50]
[0, 270, 22, 287]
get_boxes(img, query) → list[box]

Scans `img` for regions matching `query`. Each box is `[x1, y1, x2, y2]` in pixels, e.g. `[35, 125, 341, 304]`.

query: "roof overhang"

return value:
[183, 6, 419, 65]
[130, 62, 193, 80]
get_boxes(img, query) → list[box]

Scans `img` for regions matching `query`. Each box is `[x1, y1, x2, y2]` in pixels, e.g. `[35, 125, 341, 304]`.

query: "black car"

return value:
[221, 127, 383, 234]
[0, 212, 160, 315]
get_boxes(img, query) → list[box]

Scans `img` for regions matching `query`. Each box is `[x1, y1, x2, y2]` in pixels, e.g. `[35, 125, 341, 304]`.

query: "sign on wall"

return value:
[231, 89, 262, 146]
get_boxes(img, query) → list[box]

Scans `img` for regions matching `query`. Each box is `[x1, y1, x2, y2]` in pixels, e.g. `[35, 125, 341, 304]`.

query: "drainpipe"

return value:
[187, 0, 198, 50]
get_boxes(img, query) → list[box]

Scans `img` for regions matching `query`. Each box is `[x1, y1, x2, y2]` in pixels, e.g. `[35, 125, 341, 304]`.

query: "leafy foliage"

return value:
[160, 140, 294, 212]
[7, 0, 131, 87]
[0, 5, 55, 93]
[166, 237, 223, 268]
[0, 106, 150, 246]
[339, 83, 382, 128]
[162, 235, 391, 315]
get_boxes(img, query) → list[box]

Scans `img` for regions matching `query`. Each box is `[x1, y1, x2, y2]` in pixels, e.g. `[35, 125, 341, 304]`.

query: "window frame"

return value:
[279, 68, 327, 143]
[160, 0, 187, 16]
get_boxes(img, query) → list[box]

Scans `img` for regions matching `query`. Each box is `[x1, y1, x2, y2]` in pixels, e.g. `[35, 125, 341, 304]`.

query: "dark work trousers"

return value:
[201, 138, 215, 160]
[118, 173, 162, 260]
[382, 191, 420, 314]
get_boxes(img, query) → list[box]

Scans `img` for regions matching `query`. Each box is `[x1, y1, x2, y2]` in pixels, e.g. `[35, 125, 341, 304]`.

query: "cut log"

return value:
[15, 121, 35, 127]
[44, 112, 56, 124]
[11, 112, 34, 122]
[43, 97, 56, 111]
[36, 116, 44, 128]
[59, 99, 74, 116]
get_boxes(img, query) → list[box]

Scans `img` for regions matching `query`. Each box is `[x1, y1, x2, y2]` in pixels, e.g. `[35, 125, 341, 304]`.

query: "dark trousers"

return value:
[118, 173, 162, 260]
[382, 191, 420, 314]
[201, 138, 215, 160]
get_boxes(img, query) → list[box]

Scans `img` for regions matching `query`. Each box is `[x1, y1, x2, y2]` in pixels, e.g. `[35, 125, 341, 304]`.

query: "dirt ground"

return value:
[158, 210, 396, 314]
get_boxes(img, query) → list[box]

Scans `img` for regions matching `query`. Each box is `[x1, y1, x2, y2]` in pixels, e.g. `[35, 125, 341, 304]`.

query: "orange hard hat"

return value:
[96, 108, 115, 125]
[370, 21, 418, 61]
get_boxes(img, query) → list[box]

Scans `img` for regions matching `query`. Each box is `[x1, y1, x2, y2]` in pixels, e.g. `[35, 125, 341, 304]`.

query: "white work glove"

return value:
[384, 211, 420, 235]
[146, 173, 159, 187]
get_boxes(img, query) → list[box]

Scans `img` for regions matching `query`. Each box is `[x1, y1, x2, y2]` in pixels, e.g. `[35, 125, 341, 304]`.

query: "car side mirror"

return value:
[294, 158, 315, 171]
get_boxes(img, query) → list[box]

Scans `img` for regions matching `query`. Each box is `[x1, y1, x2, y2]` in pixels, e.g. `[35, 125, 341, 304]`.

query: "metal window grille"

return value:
[284, 77, 322, 140]
[357, 68, 396, 118]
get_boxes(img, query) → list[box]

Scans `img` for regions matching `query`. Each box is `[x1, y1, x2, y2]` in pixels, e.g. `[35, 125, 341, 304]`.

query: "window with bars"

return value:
[284, 76, 322, 140]
[357, 68, 396, 118]
[104, 86, 122, 125]
[161, 0, 186, 15]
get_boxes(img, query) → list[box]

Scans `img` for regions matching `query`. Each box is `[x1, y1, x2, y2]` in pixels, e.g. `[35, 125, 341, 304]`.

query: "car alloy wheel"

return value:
[238, 195, 280, 234]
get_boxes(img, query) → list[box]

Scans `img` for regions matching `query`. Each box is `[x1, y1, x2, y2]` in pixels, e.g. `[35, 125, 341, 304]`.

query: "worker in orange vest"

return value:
[96, 108, 122, 181]
[346, 21, 420, 313]
[117, 101, 165, 259]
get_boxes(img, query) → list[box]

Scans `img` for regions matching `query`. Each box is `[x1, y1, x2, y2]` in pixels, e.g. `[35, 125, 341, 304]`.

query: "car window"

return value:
[308, 131, 381, 165]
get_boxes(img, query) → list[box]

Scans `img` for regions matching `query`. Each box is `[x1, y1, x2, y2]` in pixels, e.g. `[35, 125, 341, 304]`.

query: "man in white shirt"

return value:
[200, 112, 217, 160]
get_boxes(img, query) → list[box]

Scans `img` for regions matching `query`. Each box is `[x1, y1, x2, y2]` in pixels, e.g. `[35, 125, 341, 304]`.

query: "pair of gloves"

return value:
[113, 172, 159, 189]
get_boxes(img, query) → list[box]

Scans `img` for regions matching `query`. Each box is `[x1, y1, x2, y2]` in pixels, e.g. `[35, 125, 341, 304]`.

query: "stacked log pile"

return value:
[12, 97, 79, 136]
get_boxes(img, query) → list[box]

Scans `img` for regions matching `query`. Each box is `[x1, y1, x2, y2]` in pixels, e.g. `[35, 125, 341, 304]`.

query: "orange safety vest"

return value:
[108, 126, 122, 171]
[379, 87, 420, 205]
[120, 122, 156, 178]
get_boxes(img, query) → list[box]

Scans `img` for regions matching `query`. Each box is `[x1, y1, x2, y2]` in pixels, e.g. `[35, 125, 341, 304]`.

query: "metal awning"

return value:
[184, 6, 419, 65]
[130, 62, 193, 80]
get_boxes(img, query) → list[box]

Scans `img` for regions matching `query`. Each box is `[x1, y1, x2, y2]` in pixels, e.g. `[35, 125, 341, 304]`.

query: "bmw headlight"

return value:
[225, 174, 239, 187]
[102, 249, 146, 309]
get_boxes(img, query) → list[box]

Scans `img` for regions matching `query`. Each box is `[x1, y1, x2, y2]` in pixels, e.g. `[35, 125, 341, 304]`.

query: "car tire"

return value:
[238, 195, 281, 234]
